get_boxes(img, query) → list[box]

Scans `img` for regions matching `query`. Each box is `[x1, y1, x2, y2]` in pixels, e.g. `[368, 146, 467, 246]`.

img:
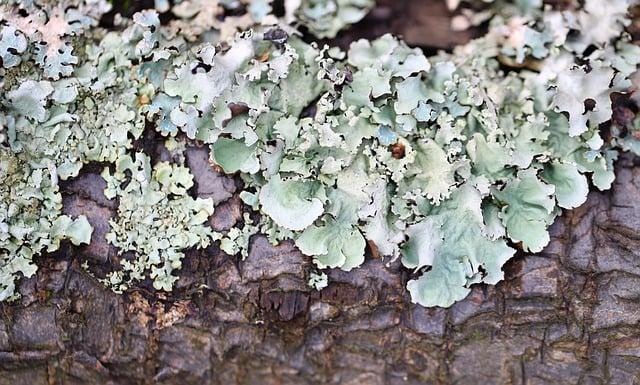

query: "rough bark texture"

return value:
[2, 1, 640, 384]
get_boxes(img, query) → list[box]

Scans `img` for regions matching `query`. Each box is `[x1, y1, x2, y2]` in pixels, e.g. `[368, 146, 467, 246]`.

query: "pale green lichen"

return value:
[0, 148, 91, 301]
[101, 153, 216, 292]
[287, 0, 375, 38]
[308, 271, 328, 290]
[1, 0, 639, 307]
[219, 213, 260, 257]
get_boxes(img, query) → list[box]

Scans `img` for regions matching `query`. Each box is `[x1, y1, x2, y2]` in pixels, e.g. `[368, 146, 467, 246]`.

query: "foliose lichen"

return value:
[1, 0, 639, 307]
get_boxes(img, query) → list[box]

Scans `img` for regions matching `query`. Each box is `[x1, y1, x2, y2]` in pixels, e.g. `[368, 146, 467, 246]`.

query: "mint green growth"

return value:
[1, 0, 639, 307]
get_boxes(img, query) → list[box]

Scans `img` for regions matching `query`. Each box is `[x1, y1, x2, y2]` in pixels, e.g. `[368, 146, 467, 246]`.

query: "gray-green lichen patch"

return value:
[1, 0, 639, 307]
[0, 148, 91, 301]
[100, 152, 216, 292]
[287, 0, 376, 38]
[152, 0, 638, 307]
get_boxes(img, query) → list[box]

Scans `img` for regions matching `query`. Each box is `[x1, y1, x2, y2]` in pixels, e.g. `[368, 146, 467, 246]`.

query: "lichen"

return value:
[0, 148, 91, 301]
[1, 0, 639, 307]
[100, 152, 216, 292]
